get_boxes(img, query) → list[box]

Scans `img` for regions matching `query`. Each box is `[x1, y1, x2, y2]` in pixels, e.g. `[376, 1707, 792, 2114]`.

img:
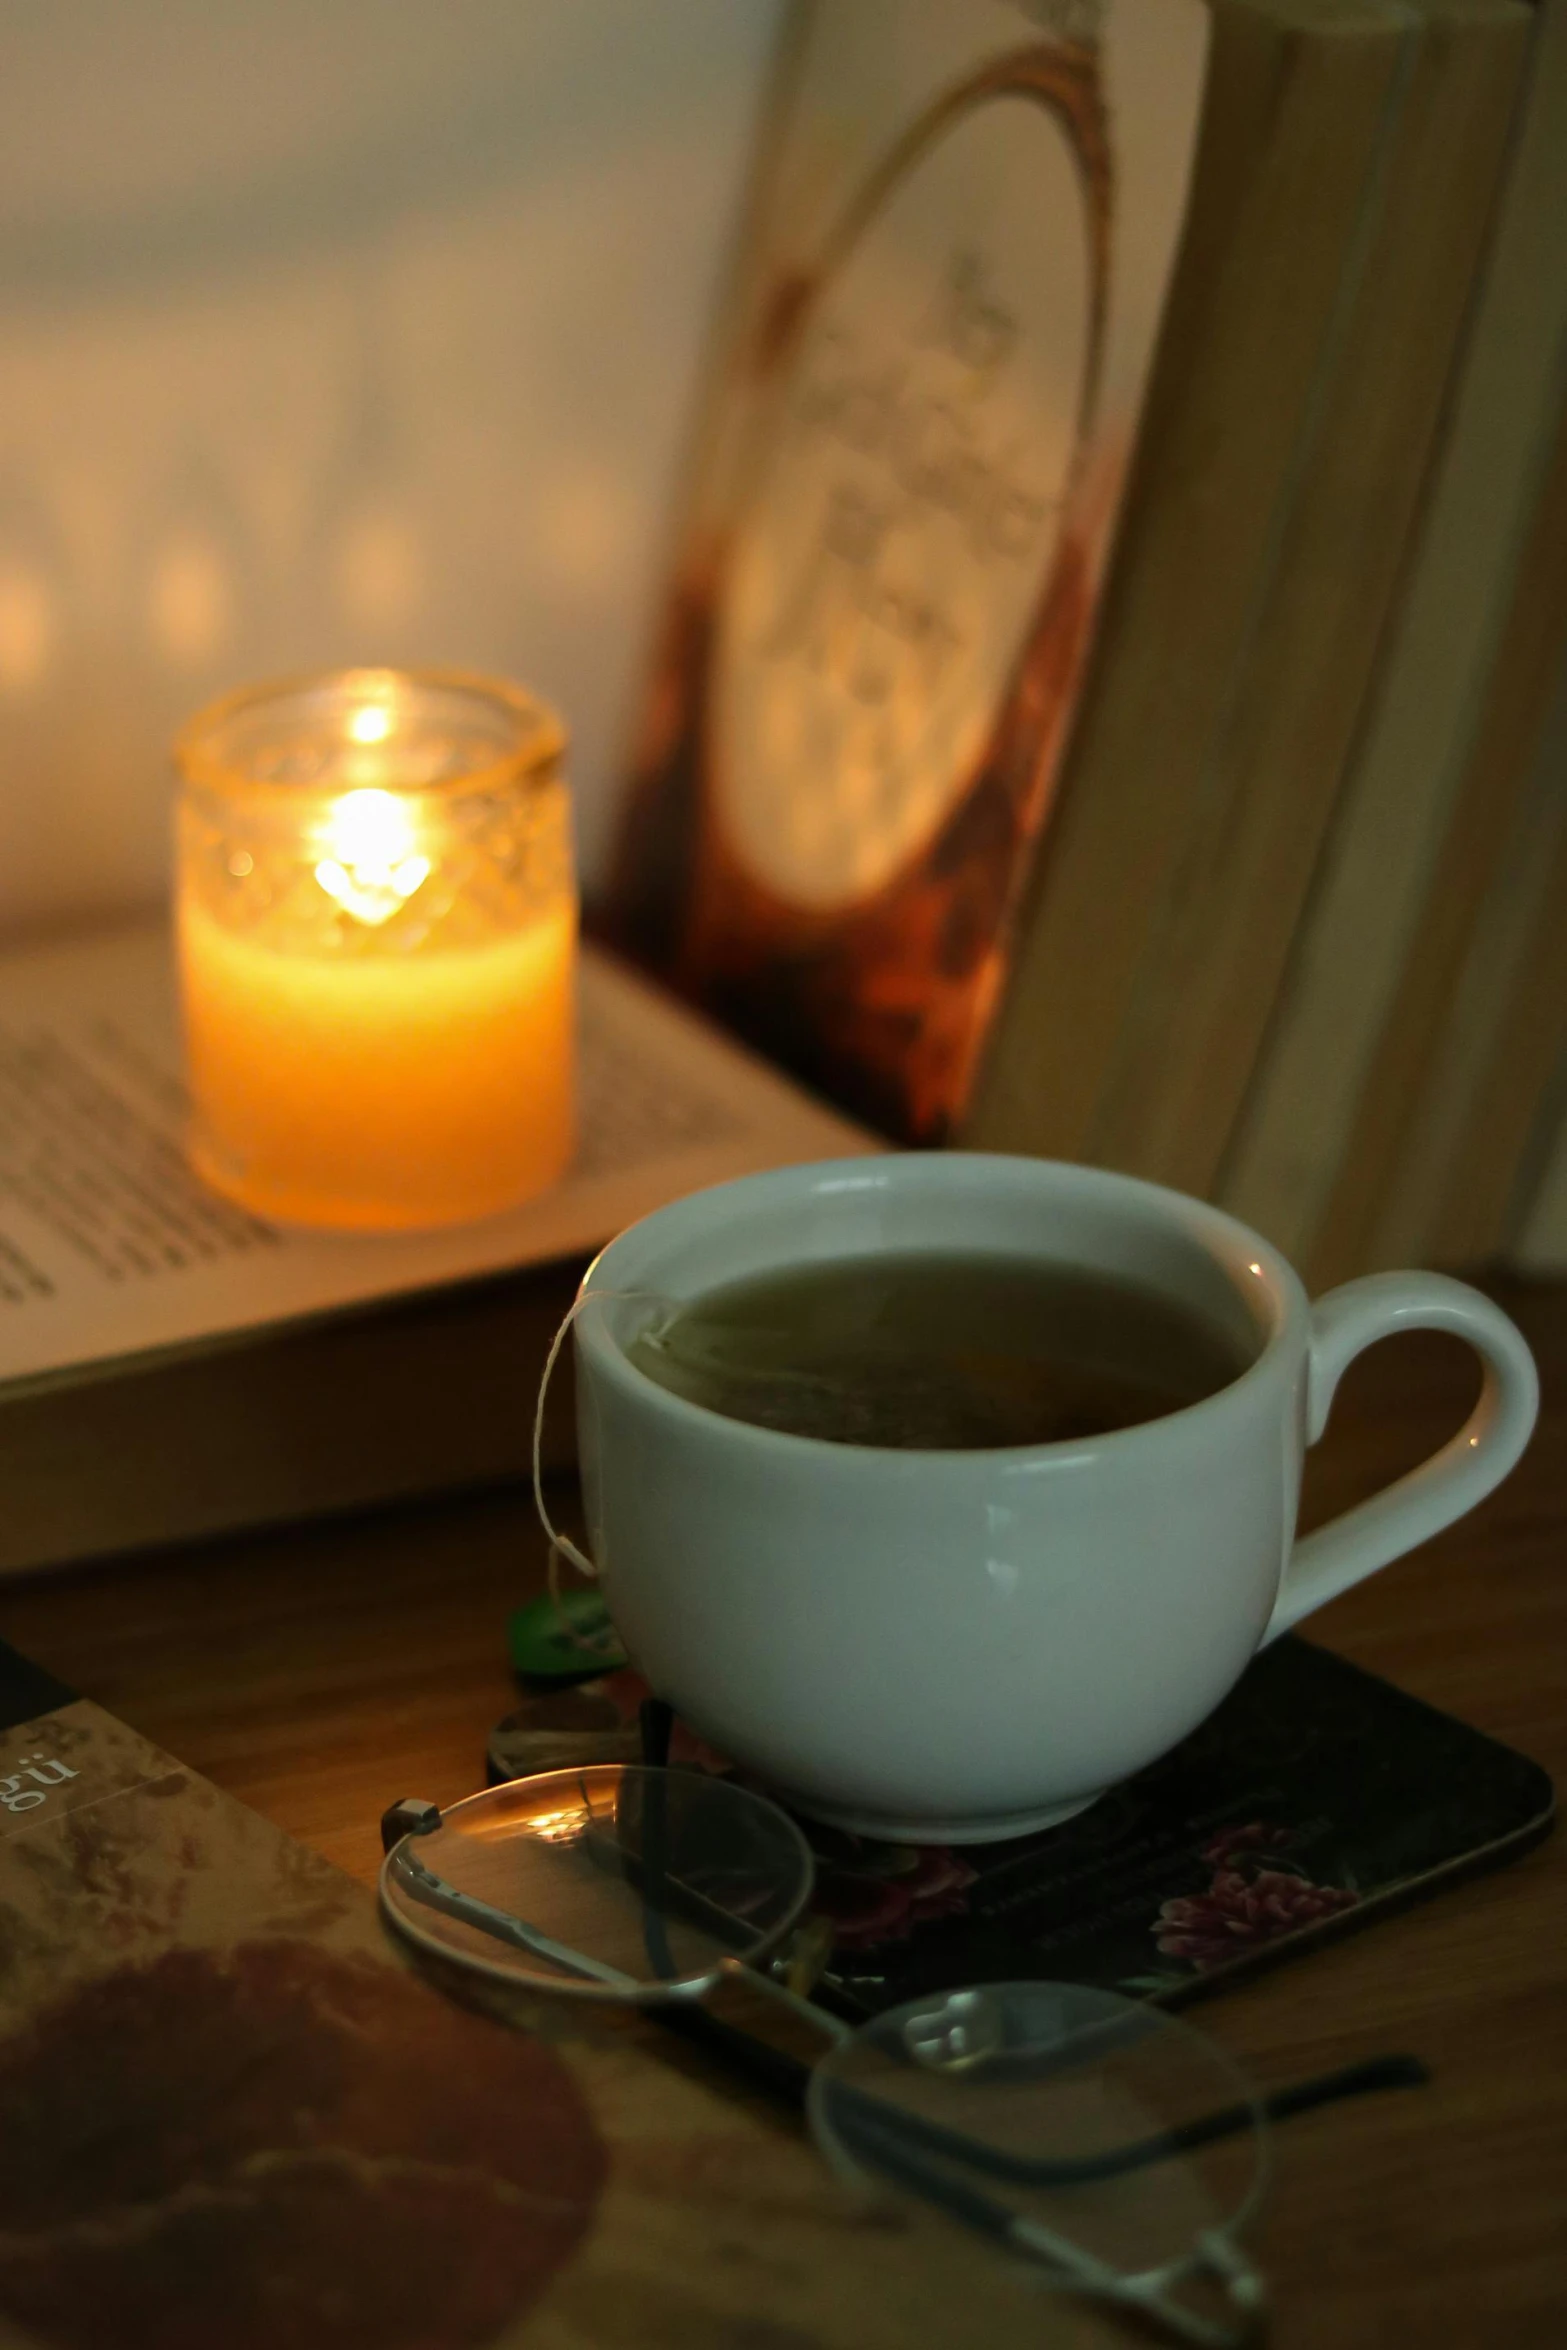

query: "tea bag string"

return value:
[532, 1287, 670, 1590]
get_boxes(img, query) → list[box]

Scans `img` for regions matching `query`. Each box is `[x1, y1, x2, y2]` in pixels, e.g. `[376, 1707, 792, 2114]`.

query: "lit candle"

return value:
[175, 668, 576, 1230]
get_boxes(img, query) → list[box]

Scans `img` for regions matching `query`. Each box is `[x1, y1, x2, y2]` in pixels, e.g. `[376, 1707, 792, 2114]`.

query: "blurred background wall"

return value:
[0, 0, 782, 935]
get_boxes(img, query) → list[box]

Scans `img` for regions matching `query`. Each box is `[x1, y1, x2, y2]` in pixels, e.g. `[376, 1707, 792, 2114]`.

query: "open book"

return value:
[0, 923, 872, 1572]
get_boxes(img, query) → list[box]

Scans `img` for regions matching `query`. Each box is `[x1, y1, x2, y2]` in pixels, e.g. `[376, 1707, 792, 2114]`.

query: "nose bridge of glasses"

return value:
[716, 1953, 854, 2046]
[900, 1987, 1008, 2070]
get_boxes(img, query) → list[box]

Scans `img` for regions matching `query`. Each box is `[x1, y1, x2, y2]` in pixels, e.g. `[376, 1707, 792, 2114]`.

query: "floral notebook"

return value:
[488, 1634, 1554, 2021]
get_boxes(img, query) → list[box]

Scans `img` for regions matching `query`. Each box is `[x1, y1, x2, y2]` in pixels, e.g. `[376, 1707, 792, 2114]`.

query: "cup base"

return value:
[767, 1785, 1103, 1846]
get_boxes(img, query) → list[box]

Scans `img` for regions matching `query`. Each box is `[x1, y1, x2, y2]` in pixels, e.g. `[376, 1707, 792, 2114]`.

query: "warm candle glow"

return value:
[347, 701, 394, 745]
[312, 789, 431, 925]
[175, 668, 576, 1232]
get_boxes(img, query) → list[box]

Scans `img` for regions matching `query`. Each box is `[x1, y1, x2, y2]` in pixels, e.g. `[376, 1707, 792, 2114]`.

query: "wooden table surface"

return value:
[2, 1271, 1563, 2349]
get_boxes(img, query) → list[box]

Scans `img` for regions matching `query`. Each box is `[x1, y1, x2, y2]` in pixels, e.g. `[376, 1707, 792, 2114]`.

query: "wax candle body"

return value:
[179, 896, 575, 1230]
[181, 897, 575, 1230]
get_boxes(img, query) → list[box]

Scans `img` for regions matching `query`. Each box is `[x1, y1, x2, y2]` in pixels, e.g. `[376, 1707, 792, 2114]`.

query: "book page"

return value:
[0, 923, 875, 1388]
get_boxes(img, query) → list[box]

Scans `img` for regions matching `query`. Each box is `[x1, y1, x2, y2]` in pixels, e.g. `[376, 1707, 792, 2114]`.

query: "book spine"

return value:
[964, 0, 1422, 1166]
[1221, 0, 1567, 1268]
[1090, 0, 1529, 1202]
[1512, 1104, 1567, 1272]
[1303, 353, 1567, 1285]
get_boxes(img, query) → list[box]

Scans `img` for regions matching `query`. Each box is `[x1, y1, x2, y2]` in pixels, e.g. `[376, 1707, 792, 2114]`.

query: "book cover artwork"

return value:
[609, 0, 1208, 1138]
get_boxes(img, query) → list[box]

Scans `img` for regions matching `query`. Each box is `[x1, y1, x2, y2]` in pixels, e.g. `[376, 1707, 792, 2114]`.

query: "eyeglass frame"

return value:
[378, 1762, 1427, 2349]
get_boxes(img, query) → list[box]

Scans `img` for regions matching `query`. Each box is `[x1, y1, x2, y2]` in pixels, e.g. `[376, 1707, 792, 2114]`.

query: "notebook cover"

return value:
[488, 1633, 1555, 2019]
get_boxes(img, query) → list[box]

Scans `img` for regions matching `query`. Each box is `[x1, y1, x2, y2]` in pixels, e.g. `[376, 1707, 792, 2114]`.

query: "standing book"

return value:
[985, 0, 1531, 1200]
[1219, 0, 1567, 1275]
[610, 0, 1209, 1140]
[606, 0, 1528, 1228]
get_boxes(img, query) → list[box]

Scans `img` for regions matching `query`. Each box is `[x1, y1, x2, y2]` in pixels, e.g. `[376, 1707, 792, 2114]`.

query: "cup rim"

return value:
[575, 1153, 1307, 1467]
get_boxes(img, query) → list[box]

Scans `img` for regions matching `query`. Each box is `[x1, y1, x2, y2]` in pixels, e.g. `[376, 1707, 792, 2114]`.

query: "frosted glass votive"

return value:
[175, 667, 576, 1231]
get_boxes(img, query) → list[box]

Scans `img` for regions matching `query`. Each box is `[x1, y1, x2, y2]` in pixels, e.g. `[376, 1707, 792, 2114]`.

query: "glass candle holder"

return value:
[175, 667, 576, 1232]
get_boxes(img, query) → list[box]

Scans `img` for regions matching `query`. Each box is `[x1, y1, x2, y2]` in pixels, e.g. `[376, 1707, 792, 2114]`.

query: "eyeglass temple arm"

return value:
[388, 1843, 642, 1992]
[822, 2048, 1430, 2194]
[831, 2097, 1266, 2349]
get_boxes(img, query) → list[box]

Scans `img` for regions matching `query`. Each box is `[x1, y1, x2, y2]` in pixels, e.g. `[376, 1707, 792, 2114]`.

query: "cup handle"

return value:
[1263, 1272, 1539, 1645]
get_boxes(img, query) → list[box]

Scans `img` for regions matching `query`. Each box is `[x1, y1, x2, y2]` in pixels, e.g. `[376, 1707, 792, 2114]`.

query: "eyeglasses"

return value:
[380, 1763, 1424, 2348]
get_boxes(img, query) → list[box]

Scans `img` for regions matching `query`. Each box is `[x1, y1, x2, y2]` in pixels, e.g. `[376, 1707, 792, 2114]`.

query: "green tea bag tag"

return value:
[507, 1588, 628, 1684]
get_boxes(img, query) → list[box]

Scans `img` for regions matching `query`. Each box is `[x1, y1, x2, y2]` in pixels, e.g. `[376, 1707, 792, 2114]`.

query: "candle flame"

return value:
[314, 788, 431, 925]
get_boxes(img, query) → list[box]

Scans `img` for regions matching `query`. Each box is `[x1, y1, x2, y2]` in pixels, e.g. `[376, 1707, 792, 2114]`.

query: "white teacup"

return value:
[572, 1154, 1538, 1843]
